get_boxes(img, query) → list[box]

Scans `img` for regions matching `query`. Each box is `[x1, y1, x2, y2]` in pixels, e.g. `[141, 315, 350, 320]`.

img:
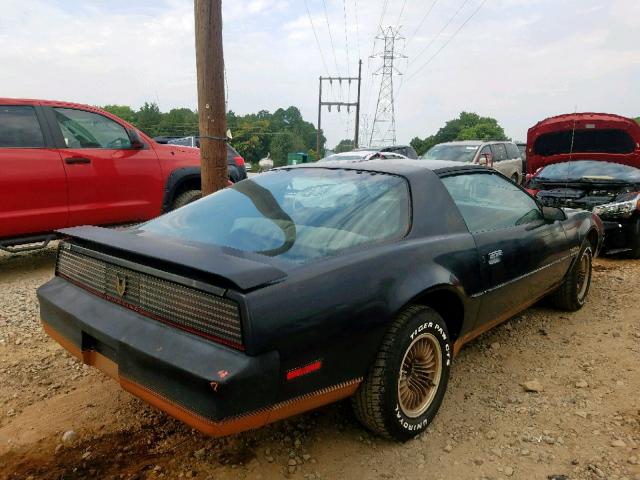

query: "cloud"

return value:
[1, 0, 638, 148]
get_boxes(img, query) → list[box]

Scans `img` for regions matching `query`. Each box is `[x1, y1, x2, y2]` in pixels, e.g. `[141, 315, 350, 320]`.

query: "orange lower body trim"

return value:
[452, 286, 555, 356]
[42, 321, 361, 436]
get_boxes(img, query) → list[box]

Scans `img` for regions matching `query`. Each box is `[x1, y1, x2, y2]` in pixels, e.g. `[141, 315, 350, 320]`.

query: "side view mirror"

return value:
[542, 206, 566, 222]
[128, 129, 145, 149]
[478, 153, 493, 166]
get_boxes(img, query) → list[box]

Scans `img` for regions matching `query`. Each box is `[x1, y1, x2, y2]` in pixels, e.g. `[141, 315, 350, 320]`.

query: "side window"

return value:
[505, 143, 521, 159]
[0, 106, 45, 148]
[478, 145, 491, 160]
[441, 173, 542, 233]
[489, 143, 507, 162]
[53, 108, 132, 149]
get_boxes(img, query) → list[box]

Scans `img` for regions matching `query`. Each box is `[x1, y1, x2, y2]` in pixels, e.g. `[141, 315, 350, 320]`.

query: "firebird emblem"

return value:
[115, 273, 127, 297]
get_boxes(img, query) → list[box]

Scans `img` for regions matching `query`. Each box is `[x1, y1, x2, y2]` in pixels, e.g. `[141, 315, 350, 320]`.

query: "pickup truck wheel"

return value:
[171, 190, 201, 210]
[550, 244, 592, 311]
[352, 305, 452, 441]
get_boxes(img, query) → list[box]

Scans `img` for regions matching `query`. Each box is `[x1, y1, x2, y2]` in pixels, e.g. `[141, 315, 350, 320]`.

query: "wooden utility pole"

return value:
[316, 59, 362, 155]
[354, 59, 362, 148]
[316, 76, 322, 159]
[195, 0, 227, 195]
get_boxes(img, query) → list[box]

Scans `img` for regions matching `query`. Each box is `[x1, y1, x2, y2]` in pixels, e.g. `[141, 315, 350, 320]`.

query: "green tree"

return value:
[157, 108, 199, 137]
[334, 139, 355, 153]
[410, 112, 509, 156]
[269, 131, 305, 167]
[136, 102, 163, 137]
[98, 103, 325, 162]
[102, 105, 137, 124]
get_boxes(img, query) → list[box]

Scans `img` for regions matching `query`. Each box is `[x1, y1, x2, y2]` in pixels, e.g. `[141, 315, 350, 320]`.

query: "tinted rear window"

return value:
[534, 129, 635, 156]
[140, 169, 411, 264]
[0, 105, 45, 148]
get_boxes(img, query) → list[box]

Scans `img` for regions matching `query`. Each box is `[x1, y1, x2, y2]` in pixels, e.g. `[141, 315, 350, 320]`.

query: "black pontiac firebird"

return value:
[38, 159, 603, 441]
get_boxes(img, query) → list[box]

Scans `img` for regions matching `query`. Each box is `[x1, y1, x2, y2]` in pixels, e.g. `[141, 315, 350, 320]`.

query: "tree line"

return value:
[409, 112, 509, 156]
[101, 103, 325, 166]
[330, 112, 509, 155]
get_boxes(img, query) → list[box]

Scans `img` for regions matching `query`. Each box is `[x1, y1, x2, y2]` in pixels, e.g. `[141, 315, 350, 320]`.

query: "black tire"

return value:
[171, 189, 201, 210]
[550, 244, 592, 311]
[228, 165, 241, 183]
[352, 305, 452, 441]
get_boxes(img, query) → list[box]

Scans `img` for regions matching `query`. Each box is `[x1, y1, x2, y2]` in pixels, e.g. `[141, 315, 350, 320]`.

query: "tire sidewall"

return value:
[172, 190, 202, 210]
[574, 245, 593, 307]
[382, 308, 452, 440]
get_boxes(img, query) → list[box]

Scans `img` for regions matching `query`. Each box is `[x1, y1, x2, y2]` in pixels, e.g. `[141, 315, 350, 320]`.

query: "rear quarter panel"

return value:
[241, 234, 482, 401]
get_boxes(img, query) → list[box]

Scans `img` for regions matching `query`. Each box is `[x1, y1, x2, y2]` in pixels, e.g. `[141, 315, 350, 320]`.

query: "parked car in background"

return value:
[422, 140, 524, 184]
[352, 145, 418, 159]
[525, 113, 640, 174]
[379, 144, 418, 159]
[0, 98, 213, 252]
[158, 135, 248, 183]
[319, 150, 408, 162]
[39, 159, 601, 442]
[526, 113, 640, 257]
[516, 141, 527, 172]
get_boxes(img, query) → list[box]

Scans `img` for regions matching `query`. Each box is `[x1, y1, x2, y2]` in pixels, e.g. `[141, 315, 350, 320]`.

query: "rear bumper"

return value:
[38, 277, 360, 436]
[39, 277, 283, 435]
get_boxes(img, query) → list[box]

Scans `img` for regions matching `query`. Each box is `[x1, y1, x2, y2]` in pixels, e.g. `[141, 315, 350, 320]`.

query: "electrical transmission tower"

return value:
[369, 26, 406, 147]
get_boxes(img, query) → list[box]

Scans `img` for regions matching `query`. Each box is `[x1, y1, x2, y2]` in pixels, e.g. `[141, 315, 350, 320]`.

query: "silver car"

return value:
[319, 150, 408, 162]
[422, 141, 524, 184]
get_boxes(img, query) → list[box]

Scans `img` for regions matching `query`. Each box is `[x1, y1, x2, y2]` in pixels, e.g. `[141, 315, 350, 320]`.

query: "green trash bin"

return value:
[287, 152, 309, 165]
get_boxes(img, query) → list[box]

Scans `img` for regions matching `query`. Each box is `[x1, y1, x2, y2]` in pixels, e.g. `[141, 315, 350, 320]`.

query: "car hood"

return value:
[56, 226, 288, 292]
[527, 113, 640, 173]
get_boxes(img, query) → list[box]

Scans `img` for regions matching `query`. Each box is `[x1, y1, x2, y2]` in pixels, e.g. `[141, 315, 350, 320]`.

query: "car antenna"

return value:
[569, 105, 578, 162]
[566, 105, 578, 188]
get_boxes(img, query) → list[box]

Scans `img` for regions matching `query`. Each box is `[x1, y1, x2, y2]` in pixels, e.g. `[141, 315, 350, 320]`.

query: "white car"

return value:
[319, 150, 408, 162]
[423, 141, 524, 184]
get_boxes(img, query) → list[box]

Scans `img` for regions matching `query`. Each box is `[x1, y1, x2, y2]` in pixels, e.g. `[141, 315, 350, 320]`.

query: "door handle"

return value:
[64, 157, 91, 165]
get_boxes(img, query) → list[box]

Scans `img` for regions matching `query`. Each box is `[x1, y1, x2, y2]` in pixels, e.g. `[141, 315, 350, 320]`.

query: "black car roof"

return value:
[278, 159, 488, 177]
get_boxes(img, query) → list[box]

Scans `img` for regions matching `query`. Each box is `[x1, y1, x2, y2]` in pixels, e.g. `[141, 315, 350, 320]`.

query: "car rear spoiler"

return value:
[56, 226, 288, 292]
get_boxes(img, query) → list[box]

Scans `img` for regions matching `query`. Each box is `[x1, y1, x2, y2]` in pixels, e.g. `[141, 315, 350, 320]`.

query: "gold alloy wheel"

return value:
[576, 250, 591, 301]
[397, 333, 443, 418]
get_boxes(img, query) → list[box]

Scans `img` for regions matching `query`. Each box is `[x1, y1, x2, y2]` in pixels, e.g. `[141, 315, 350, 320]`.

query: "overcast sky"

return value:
[2, 0, 639, 148]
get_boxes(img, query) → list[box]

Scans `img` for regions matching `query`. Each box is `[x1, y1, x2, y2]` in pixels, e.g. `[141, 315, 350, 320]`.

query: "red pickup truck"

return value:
[0, 98, 239, 252]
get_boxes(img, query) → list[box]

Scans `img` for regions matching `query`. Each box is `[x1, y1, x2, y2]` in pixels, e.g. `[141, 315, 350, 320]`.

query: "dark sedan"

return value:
[38, 160, 603, 441]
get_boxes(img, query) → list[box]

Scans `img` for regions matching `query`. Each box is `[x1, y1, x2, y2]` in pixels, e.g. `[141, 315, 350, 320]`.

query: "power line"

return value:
[378, 0, 390, 27]
[396, 0, 408, 25]
[322, 0, 341, 74]
[304, 0, 330, 76]
[353, 0, 361, 60]
[408, 0, 471, 70]
[342, 0, 351, 77]
[407, 0, 488, 81]
[405, 0, 439, 47]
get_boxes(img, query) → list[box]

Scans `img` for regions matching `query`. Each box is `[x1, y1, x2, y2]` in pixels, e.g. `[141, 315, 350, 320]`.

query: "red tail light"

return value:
[527, 188, 539, 196]
[233, 155, 245, 168]
[286, 360, 322, 381]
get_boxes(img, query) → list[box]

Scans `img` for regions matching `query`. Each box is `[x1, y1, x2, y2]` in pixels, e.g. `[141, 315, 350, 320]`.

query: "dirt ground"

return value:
[0, 246, 638, 480]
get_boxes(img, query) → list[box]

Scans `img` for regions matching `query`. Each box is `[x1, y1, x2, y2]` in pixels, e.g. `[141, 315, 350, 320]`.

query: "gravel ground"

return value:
[0, 246, 639, 480]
